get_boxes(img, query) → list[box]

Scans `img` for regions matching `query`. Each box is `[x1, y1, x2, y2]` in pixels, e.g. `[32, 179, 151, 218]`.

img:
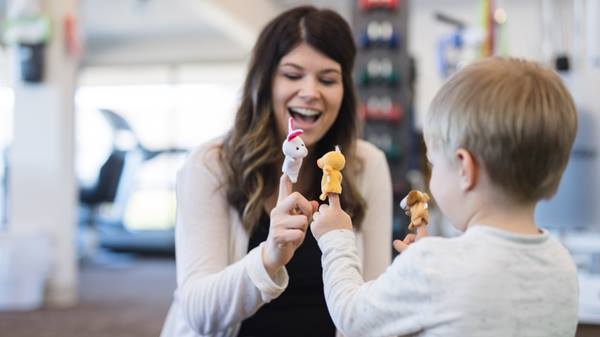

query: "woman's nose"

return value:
[298, 78, 320, 100]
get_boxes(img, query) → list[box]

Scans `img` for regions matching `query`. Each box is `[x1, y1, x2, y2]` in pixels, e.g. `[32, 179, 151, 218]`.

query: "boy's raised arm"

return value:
[317, 227, 435, 337]
[311, 197, 435, 337]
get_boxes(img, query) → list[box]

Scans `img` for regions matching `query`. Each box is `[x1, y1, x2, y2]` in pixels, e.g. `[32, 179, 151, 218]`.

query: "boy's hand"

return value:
[393, 225, 428, 253]
[393, 234, 415, 253]
[310, 194, 353, 240]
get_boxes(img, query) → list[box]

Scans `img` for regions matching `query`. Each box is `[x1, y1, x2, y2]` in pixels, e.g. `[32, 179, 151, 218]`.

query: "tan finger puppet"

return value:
[282, 117, 308, 183]
[317, 146, 345, 201]
[400, 190, 430, 231]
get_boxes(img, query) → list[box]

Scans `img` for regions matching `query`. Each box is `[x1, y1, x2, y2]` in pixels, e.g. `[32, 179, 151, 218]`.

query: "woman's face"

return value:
[272, 42, 344, 147]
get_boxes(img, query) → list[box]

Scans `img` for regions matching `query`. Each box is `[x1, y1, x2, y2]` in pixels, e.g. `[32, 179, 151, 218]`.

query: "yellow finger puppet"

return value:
[400, 190, 430, 231]
[317, 146, 345, 201]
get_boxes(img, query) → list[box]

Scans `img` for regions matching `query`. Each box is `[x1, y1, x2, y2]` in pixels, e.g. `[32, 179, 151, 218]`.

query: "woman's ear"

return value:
[455, 148, 478, 192]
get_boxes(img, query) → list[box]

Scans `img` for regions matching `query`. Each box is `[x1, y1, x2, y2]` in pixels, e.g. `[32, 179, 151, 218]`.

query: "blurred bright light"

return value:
[75, 82, 239, 230]
[0, 87, 15, 149]
[494, 8, 507, 24]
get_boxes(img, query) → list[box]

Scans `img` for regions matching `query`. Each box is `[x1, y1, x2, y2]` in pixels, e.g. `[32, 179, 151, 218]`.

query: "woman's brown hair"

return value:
[218, 6, 366, 232]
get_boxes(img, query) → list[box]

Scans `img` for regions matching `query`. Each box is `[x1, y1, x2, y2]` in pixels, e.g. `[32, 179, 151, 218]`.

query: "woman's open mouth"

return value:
[288, 107, 322, 127]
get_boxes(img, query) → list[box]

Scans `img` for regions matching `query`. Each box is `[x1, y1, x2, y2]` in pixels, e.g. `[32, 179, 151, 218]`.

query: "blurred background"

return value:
[0, 0, 599, 336]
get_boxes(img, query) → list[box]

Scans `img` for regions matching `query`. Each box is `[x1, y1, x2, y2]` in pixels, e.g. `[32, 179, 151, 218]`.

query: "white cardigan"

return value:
[160, 139, 393, 337]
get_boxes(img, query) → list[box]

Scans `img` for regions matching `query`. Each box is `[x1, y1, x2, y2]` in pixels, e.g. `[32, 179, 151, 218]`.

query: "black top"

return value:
[237, 212, 336, 337]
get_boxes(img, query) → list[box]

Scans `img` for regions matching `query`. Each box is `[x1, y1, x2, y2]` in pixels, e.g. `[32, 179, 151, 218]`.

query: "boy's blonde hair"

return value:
[424, 57, 577, 202]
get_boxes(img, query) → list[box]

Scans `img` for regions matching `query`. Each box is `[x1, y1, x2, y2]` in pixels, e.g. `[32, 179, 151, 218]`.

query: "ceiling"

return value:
[80, 0, 352, 66]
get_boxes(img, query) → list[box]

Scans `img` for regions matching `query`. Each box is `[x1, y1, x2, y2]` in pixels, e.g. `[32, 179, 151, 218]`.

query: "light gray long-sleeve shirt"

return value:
[318, 226, 579, 337]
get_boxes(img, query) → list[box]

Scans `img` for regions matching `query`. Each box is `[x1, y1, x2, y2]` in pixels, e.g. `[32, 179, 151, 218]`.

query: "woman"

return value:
[161, 6, 392, 337]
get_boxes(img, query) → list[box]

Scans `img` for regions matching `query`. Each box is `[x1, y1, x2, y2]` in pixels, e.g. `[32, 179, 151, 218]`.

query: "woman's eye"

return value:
[320, 78, 338, 85]
[284, 73, 302, 80]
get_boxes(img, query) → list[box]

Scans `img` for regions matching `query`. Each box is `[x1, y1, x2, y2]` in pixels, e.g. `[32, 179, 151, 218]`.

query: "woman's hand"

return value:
[262, 175, 318, 279]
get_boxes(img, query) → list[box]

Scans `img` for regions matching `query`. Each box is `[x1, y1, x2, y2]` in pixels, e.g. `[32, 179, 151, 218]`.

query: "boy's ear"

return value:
[455, 148, 478, 192]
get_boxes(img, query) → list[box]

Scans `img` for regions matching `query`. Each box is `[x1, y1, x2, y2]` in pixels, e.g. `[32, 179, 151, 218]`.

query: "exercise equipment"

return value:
[360, 96, 403, 122]
[359, 0, 398, 11]
[358, 58, 399, 86]
[358, 21, 399, 49]
[79, 109, 187, 255]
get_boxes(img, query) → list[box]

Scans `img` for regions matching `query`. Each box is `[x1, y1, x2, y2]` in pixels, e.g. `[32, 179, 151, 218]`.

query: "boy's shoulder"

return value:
[404, 228, 577, 272]
[409, 235, 462, 251]
[397, 236, 462, 263]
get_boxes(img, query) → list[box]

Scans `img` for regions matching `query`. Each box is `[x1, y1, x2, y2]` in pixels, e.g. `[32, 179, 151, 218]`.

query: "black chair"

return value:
[80, 150, 126, 214]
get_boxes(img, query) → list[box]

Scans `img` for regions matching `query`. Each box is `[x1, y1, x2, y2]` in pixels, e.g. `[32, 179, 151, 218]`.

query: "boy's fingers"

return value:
[327, 193, 341, 209]
[393, 239, 408, 253]
[309, 201, 319, 220]
[403, 233, 417, 244]
[277, 174, 292, 204]
[415, 226, 428, 240]
[393, 233, 417, 253]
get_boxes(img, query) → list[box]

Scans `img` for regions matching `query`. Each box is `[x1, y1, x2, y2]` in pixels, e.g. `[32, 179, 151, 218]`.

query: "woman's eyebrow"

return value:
[280, 63, 303, 70]
[319, 69, 341, 75]
[280, 63, 341, 75]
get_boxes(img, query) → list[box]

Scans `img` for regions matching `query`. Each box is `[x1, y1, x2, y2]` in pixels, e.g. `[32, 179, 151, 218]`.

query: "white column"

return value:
[8, 0, 79, 307]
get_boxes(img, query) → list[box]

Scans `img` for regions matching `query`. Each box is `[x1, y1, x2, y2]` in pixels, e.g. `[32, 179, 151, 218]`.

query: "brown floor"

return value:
[0, 256, 599, 337]
[578, 324, 600, 337]
[0, 256, 176, 337]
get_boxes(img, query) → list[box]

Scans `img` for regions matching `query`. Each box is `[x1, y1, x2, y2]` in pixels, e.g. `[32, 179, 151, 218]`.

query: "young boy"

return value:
[310, 57, 579, 337]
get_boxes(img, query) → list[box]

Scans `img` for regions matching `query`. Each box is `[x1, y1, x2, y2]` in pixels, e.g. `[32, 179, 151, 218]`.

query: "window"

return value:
[0, 87, 14, 230]
[76, 65, 242, 230]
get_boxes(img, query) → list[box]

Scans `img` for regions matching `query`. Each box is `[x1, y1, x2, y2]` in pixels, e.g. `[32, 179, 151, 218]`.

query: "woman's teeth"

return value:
[289, 107, 321, 123]
[290, 107, 320, 116]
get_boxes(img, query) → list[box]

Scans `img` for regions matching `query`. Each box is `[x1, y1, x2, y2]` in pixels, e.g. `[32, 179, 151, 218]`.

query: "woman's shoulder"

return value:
[355, 139, 387, 167]
[180, 136, 226, 178]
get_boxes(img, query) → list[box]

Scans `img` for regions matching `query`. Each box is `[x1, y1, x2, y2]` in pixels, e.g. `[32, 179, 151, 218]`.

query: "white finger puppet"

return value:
[282, 117, 308, 183]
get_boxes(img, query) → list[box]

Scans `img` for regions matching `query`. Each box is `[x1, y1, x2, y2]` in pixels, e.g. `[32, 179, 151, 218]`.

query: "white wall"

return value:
[409, 0, 600, 230]
[408, 0, 545, 128]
